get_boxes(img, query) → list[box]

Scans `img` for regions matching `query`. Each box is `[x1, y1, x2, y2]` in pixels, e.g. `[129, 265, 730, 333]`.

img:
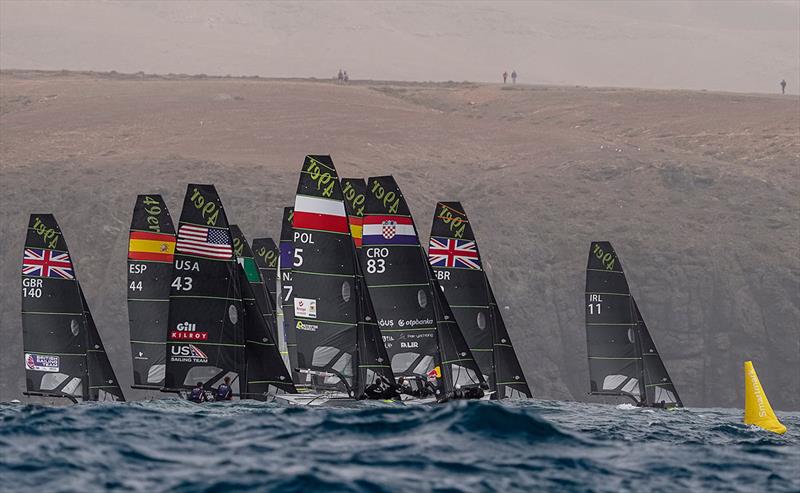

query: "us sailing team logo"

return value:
[169, 344, 209, 363]
[428, 237, 481, 270]
[22, 248, 75, 279]
[362, 215, 417, 245]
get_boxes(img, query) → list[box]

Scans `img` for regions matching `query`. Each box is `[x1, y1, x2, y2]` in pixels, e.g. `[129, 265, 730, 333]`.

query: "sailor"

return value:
[214, 376, 233, 401]
[363, 375, 400, 400]
[188, 382, 207, 403]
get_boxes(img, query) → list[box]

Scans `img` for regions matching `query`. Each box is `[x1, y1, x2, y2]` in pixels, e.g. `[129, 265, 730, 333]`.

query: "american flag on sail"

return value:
[176, 224, 232, 259]
[428, 237, 481, 270]
[22, 248, 75, 279]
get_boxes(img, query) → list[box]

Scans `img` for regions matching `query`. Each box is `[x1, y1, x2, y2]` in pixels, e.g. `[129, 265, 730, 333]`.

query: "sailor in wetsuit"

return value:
[362, 375, 400, 400]
[188, 382, 207, 403]
[214, 376, 233, 401]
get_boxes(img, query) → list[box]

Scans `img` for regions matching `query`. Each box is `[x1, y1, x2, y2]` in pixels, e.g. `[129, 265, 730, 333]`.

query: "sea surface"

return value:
[0, 398, 797, 492]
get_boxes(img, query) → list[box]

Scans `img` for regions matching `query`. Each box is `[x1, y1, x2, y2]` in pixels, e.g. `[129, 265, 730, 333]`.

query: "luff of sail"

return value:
[744, 361, 786, 434]
[361, 176, 440, 393]
[164, 184, 245, 395]
[22, 214, 125, 402]
[127, 194, 175, 389]
[292, 155, 358, 393]
[487, 284, 532, 398]
[230, 226, 296, 398]
[278, 206, 305, 388]
[585, 241, 682, 408]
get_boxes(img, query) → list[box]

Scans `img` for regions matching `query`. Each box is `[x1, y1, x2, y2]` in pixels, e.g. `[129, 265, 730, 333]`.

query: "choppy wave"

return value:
[0, 399, 797, 492]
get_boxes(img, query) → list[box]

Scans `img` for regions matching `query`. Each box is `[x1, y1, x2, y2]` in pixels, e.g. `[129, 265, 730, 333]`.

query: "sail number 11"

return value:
[587, 294, 602, 315]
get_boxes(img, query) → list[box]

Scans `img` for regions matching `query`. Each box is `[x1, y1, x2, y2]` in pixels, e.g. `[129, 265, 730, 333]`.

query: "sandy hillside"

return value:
[1, 1, 798, 94]
[0, 71, 798, 409]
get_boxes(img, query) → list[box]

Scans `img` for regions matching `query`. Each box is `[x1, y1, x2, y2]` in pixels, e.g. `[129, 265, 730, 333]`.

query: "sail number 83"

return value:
[366, 248, 387, 274]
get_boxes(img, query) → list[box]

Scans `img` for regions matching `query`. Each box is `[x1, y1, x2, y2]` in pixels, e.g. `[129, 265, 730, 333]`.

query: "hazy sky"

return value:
[1, 0, 799, 93]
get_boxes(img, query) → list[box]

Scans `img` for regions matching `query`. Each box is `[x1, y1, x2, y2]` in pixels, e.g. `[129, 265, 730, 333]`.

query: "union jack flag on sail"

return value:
[22, 248, 75, 279]
[428, 237, 481, 270]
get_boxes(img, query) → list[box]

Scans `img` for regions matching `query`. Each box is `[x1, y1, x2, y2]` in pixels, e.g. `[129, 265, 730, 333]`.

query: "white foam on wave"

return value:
[616, 403, 638, 410]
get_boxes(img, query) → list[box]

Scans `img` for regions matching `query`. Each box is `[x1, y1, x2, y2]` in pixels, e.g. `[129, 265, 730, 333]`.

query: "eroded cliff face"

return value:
[1, 74, 797, 409]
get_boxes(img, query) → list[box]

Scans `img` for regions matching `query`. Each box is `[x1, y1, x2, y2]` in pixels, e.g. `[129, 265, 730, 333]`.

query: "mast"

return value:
[278, 207, 305, 388]
[292, 155, 358, 393]
[22, 214, 124, 402]
[230, 226, 296, 398]
[127, 194, 176, 390]
[428, 201, 530, 399]
[252, 237, 281, 343]
[585, 241, 682, 407]
[163, 184, 245, 395]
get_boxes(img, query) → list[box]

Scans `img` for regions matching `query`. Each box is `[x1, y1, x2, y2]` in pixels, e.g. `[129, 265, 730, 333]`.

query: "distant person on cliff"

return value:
[780, 79, 786, 94]
[338, 69, 344, 83]
[343, 71, 349, 83]
[503, 71, 508, 83]
[511, 70, 517, 84]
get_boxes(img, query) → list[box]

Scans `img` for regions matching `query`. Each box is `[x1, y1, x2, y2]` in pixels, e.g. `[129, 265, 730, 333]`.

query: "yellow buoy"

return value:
[743, 361, 786, 434]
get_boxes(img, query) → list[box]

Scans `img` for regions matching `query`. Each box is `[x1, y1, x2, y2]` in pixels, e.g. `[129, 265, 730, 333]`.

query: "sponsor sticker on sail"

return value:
[294, 297, 317, 318]
[25, 353, 60, 372]
[427, 365, 441, 382]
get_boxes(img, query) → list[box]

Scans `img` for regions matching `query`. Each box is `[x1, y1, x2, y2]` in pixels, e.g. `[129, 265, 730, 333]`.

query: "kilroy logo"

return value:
[170, 321, 208, 341]
[381, 220, 397, 240]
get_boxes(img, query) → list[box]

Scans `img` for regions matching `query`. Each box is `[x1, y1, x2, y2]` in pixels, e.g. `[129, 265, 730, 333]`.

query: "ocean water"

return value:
[0, 399, 797, 492]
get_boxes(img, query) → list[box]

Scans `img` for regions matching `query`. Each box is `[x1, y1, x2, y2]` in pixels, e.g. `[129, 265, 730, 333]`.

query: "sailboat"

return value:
[230, 225, 297, 399]
[22, 214, 125, 403]
[162, 184, 246, 398]
[276, 156, 396, 406]
[744, 361, 786, 434]
[361, 176, 487, 402]
[428, 202, 531, 399]
[585, 241, 682, 408]
[127, 194, 176, 390]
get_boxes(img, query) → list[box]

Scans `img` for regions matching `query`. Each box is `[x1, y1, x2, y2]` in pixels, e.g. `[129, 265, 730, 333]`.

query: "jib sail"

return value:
[164, 184, 245, 395]
[21, 214, 125, 402]
[82, 288, 126, 401]
[341, 178, 366, 249]
[585, 241, 682, 408]
[278, 207, 304, 387]
[428, 202, 530, 399]
[230, 226, 296, 398]
[361, 176, 439, 388]
[252, 237, 288, 370]
[292, 155, 358, 393]
[127, 194, 176, 389]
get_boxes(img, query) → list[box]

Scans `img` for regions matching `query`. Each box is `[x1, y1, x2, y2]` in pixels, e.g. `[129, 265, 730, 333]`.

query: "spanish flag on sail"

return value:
[128, 231, 176, 263]
[744, 361, 786, 434]
[349, 216, 363, 248]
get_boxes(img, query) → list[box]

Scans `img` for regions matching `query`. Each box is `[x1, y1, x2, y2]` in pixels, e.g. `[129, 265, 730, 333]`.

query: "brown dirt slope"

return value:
[1, 71, 798, 409]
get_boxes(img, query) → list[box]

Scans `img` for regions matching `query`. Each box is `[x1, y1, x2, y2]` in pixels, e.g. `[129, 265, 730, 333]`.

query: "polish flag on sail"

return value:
[293, 195, 349, 234]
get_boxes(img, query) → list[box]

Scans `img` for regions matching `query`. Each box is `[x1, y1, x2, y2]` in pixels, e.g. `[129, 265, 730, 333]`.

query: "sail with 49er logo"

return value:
[21, 214, 125, 402]
[163, 184, 245, 396]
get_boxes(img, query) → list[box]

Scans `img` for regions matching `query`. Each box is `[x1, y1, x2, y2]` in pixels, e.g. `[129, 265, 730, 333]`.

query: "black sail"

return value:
[361, 176, 439, 386]
[126, 194, 176, 389]
[252, 237, 288, 369]
[635, 301, 683, 407]
[278, 207, 304, 387]
[230, 226, 296, 398]
[164, 184, 245, 395]
[292, 155, 358, 393]
[81, 288, 126, 401]
[341, 178, 366, 249]
[21, 214, 124, 402]
[585, 241, 682, 407]
[428, 201, 530, 399]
